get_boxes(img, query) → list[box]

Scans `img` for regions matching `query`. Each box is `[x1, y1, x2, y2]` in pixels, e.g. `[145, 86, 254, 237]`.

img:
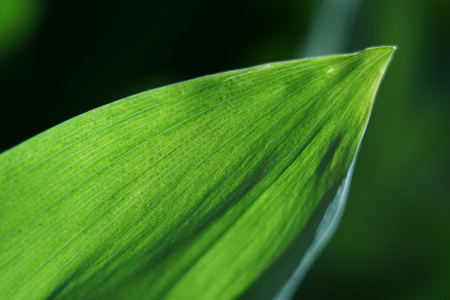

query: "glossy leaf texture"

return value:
[0, 46, 394, 300]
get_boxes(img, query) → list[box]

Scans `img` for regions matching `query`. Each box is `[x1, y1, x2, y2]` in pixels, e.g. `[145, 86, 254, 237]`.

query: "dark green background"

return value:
[1, 0, 449, 299]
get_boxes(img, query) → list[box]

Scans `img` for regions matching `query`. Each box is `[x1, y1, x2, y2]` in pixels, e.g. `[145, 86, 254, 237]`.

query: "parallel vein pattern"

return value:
[0, 47, 394, 300]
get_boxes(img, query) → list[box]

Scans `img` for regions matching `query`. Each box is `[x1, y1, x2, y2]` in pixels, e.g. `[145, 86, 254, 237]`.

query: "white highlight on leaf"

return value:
[274, 158, 356, 300]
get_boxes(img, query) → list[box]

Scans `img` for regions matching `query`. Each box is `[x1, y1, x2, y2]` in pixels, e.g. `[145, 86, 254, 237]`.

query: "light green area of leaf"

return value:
[0, 46, 394, 299]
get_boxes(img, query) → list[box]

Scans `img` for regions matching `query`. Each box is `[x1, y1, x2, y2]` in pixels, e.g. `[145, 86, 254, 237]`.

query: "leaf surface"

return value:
[0, 46, 394, 300]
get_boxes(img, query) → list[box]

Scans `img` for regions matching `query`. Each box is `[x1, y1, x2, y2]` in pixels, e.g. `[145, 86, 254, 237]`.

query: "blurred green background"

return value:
[0, 0, 448, 299]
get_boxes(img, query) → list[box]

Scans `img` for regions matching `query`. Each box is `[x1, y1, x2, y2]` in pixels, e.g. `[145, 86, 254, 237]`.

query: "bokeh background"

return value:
[0, 0, 449, 299]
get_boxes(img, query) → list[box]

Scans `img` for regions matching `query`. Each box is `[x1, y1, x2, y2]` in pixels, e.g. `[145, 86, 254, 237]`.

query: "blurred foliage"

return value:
[0, 0, 448, 299]
[0, 0, 44, 68]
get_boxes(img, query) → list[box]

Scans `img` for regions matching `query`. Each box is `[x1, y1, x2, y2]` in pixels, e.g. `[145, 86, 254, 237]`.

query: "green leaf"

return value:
[0, 46, 394, 300]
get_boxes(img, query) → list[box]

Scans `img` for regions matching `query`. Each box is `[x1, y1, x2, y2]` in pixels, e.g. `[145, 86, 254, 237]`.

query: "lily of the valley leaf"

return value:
[0, 46, 394, 300]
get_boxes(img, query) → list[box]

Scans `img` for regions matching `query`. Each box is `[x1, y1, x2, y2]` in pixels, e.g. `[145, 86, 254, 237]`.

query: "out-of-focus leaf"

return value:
[0, 0, 43, 64]
[0, 46, 394, 299]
